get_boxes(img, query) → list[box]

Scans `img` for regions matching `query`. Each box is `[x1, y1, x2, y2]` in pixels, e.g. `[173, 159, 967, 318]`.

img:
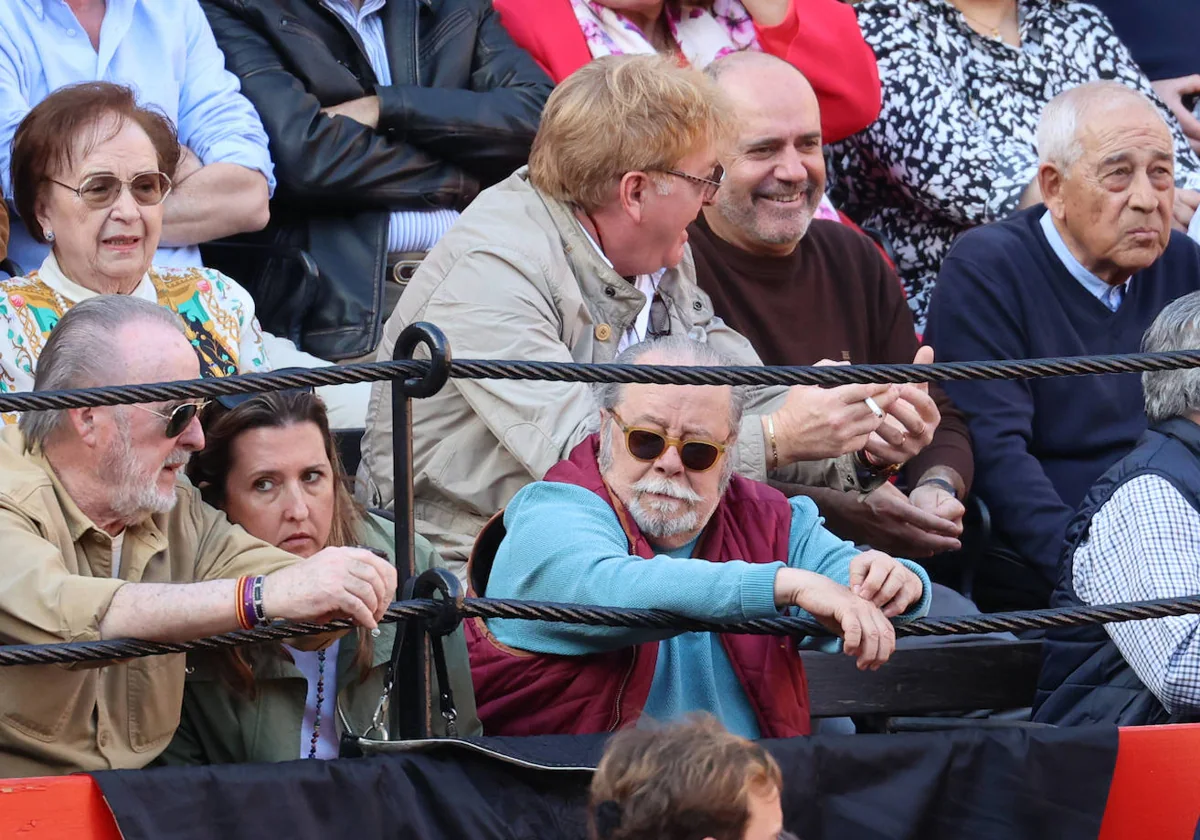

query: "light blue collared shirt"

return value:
[0, 0, 276, 272]
[1039, 210, 1128, 311]
[321, 0, 459, 254]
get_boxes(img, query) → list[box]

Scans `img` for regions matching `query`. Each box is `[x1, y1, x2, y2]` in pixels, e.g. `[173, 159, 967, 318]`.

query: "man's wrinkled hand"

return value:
[769, 374, 898, 464]
[263, 546, 396, 629]
[848, 549, 925, 618]
[862, 347, 940, 467]
[1173, 189, 1200, 232]
[853, 482, 962, 557]
[774, 568, 896, 670]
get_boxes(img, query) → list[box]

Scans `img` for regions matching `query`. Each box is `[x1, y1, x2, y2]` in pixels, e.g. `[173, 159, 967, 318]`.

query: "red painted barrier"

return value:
[3, 725, 1199, 838]
[1099, 724, 1200, 839]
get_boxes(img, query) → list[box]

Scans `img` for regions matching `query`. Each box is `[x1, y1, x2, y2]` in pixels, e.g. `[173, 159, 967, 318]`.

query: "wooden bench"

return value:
[803, 639, 1044, 724]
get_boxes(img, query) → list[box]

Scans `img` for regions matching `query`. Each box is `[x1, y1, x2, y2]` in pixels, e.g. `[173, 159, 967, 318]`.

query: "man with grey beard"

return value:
[464, 336, 933, 738]
[688, 50, 976, 564]
[0, 295, 395, 778]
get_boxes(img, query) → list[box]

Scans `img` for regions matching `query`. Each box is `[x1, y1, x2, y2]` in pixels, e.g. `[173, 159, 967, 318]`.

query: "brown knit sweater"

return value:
[689, 215, 973, 491]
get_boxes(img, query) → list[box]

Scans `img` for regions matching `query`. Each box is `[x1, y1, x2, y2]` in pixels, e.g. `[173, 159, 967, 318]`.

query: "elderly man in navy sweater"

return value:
[926, 80, 1200, 609]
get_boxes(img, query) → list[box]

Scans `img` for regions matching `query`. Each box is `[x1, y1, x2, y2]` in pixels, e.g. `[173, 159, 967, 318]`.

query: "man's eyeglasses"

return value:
[48, 171, 173, 210]
[655, 163, 725, 202]
[609, 408, 728, 472]
[129, 400, 208, 438]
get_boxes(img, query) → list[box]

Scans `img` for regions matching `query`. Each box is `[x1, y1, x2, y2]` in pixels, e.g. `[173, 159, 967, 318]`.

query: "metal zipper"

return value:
[608, 650, 637, 732]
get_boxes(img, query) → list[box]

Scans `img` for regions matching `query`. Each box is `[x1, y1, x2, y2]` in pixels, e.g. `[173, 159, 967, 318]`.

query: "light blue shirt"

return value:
[1040, 210, 1128, 311]
[486, 481, 933, 739]
[0, 0, 276, 272]
[321, 0, 459, 254]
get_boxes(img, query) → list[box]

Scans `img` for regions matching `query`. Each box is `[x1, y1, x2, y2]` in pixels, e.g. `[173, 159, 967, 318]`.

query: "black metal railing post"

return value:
[386, 323, 450, 740]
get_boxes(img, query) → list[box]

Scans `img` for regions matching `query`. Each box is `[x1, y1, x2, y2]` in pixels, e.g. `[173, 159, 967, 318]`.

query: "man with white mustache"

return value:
[0, 295, 396, 778]
[465, 336, 932, 739]
[688, 50, 975, 565]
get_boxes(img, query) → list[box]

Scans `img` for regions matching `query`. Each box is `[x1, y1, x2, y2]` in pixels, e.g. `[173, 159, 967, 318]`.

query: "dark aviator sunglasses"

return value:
[609, 408, 728, 473]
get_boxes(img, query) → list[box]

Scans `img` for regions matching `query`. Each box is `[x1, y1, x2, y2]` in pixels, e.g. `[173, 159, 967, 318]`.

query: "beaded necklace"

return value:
[307, 648, 326, 760]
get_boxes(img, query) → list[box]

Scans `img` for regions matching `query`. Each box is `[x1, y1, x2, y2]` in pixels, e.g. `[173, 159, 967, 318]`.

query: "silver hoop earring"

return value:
[44, 230, 54, 242]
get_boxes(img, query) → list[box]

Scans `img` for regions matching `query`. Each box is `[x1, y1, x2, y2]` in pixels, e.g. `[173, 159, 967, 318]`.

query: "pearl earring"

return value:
[44, 230, 54, 242]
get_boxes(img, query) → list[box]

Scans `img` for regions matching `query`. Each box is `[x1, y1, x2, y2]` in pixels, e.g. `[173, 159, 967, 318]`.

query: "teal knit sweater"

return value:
[487, 482, 932, 738]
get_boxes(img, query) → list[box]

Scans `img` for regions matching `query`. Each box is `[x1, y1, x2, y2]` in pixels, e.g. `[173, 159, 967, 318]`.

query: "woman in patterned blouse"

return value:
[0, 82, 367, 426]
[827, 0, 1200, 331]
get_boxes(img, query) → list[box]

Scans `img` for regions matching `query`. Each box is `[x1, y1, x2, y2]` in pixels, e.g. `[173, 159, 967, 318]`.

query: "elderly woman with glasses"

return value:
[0, 82, 367, 426]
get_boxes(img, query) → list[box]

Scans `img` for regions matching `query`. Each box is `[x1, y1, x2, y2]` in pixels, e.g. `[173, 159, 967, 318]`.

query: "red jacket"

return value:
[492, 0, 880, 143]
[465, 436, 811, 737]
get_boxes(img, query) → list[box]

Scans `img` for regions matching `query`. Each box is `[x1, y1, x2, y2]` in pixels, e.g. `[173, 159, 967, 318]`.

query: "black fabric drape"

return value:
[94, 727, 1117, 840]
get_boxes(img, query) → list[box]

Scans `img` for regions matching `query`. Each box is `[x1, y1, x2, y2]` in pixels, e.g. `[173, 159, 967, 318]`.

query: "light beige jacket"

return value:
[0, 426, 296, 777]
[360, 169, 860, 568]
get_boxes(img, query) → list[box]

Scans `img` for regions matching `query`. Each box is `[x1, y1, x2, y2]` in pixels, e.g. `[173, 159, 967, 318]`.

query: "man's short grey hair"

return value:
[1037, 81, 1168, 171]
[19, 295, 186, 451]
[1142, 292, 1200, 425]
[593, 335, 748, 434]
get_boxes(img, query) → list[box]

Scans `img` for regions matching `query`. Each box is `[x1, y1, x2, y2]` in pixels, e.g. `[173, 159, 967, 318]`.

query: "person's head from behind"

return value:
[188, 390, 360, 558]
[595, 336, 743, 550]
[1037, 81, 1175, 287]
[11, 82, 180, 293]
[1142, 291, 1200, 426]
[703, 52, 824, 257]
[528, 54, 732, 277]
[589, 715, 790, 840]
[20, 295, 203, 527]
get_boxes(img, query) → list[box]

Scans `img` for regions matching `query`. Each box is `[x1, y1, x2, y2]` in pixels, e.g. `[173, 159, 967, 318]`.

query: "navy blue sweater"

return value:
[925, 207, 1200, 583]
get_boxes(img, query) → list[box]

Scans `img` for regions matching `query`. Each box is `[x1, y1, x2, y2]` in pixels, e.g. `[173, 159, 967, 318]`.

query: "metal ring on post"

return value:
[410, 569, 464, 637]
[388, 321, 451, 741]
[393, 322, 450, 399]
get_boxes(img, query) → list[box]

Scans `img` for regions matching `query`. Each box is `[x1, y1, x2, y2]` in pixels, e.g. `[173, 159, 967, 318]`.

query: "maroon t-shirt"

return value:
[689, 215, 973, 490]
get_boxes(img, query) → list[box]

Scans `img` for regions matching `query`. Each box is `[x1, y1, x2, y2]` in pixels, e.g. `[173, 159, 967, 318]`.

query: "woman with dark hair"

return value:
[159, 389, 478, 765]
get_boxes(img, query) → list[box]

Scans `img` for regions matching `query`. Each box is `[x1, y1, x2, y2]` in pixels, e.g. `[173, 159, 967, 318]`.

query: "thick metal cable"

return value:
[3, 350, 1200, 413]
[3, 594, 1200, 667]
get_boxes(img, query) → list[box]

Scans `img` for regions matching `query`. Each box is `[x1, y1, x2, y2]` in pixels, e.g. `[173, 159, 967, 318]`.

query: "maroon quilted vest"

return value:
[465, 435, 811, 737]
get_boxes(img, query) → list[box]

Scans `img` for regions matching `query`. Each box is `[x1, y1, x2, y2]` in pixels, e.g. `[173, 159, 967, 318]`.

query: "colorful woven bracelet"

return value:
[239, 575, 257, 631]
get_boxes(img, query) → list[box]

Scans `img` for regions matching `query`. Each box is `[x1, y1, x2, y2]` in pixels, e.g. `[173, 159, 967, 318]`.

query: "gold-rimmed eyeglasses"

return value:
[48, 171, 173, 210]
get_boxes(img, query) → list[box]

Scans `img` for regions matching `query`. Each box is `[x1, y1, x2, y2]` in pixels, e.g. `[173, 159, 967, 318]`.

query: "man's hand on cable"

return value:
[773, 567, 896, 670]
[848, 550, 926, 618]
[862, 346, 941, 467]
[262, 546, 397, 629]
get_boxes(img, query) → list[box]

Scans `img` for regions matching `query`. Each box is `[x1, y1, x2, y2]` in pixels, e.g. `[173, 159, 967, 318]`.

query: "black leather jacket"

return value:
[200, 0, 552, 359]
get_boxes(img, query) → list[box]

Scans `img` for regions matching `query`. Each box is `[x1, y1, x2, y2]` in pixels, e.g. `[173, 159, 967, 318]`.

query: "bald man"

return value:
[925, 81, 1200, 609]
[689, 52, 974, 563]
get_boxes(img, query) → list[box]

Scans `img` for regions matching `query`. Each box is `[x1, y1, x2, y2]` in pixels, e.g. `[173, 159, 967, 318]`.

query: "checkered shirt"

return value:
[1073, 474, 1200, 714]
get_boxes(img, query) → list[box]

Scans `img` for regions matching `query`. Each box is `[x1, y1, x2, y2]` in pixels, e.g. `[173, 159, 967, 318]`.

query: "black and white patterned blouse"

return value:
[826, 0, 1200, 331]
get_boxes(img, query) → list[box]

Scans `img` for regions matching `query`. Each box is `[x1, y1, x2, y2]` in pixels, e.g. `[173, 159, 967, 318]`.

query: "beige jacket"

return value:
[360, 169, 859, 567]
[0, 426, 297, 777]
